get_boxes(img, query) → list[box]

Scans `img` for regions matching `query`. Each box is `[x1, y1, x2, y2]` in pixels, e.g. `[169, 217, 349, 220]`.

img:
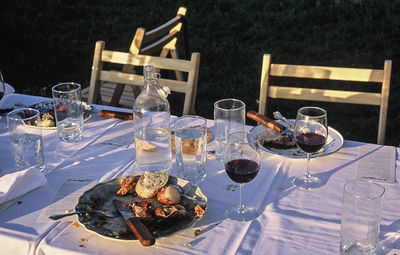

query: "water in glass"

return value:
[57, 117, 83, 142]
[52, 82, 83, 142]
[135, 127, 172, 172]
[175, 128, 207, 184]
[10, 133, 44, 171]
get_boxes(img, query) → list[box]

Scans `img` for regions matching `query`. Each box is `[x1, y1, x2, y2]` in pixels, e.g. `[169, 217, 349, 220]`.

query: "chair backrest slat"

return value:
[99, 71, 188, 93]
[140, 34, 178, 55]
[270, 64, 384, 82]
[142, 15, 183, 44]
[101, 50, 191, 72]
[268, 86, 382, 105]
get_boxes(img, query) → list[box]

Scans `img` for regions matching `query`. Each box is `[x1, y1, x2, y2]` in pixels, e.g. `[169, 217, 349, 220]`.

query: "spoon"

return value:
[49, 209, 120, 220]
[273, 111, 294, 130]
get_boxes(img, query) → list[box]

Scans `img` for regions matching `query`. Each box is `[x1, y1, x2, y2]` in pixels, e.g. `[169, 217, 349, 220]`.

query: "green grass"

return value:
[1, 0, 399, 145]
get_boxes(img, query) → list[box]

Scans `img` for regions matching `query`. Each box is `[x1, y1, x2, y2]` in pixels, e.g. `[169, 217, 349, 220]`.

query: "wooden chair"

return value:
[83, 7, 188, 107]
[87, 41, 200, 115]
[258, 54, 392, 145]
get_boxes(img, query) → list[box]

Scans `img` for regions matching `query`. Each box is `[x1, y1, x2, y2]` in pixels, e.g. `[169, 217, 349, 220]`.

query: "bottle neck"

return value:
[143, 77, 159, 94]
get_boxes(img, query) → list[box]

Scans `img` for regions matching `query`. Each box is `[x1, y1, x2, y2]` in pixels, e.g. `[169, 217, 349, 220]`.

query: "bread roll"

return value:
[157, 185, 181, 204]
[135, 138, 157, 152]
[171, 128, 212, 154]
[135, 171, 169, 199]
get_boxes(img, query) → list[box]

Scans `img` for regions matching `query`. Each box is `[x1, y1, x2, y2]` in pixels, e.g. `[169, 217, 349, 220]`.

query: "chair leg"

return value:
[110, 84, 125, 106]
[170, 49, 184, 81]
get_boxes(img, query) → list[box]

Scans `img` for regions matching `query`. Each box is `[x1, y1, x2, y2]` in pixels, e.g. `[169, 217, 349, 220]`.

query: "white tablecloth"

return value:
[0, 94, 399, 255]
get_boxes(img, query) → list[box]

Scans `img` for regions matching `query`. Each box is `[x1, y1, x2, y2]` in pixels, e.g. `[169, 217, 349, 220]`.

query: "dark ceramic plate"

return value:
[75, 175, 207, 241]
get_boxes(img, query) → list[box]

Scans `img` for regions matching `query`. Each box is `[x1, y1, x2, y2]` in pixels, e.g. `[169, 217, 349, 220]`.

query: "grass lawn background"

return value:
[1, 0, 399, 145]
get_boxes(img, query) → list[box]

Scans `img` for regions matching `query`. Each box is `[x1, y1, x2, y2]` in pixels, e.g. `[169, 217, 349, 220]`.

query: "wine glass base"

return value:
[293, 175, 322, 190]
[225, 206, 259, 222]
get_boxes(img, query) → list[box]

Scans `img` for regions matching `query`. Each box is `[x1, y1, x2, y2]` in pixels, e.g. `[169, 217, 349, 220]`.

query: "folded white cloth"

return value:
[0, 167, 47, 205]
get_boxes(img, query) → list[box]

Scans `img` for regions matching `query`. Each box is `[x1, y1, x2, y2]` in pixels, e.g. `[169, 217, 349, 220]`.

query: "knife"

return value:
[112, 199, 155, 246]
[99, 110, 133, 120]
[247, 110, 294, 137]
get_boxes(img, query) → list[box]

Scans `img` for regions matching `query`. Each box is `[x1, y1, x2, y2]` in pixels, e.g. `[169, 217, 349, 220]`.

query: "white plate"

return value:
[249, 119, 344, 158]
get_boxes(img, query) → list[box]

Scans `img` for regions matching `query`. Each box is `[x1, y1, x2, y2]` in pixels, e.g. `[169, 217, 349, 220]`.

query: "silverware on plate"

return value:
[247, 110, 294, 137]
[273, 111, 294, 130]
[49, 209, 120, 220]
[113, 199, 155, 246]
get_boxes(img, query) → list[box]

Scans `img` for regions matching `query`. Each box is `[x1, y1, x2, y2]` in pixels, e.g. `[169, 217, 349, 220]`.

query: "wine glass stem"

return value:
[238, 183, 244, 213]
[305, 153, 311, 179]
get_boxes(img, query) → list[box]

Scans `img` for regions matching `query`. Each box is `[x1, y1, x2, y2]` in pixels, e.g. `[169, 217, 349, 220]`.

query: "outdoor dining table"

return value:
[0, 93, 399, 255]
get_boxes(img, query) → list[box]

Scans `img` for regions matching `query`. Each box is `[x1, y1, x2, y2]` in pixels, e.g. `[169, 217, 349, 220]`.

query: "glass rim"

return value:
[214, 98, 245, 111]
[298, 106, 327, 118]
[7, 107, 40, 121]
[52, 82, 81, 93]
[227, 131, 258, 143]
[344, 179, 385, 200]
[173, 115, 207, 129]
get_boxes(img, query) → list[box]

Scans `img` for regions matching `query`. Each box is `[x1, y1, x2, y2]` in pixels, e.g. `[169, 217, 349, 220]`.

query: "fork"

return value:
[273, 111, 294, 130]
[49, 209, 120, 220]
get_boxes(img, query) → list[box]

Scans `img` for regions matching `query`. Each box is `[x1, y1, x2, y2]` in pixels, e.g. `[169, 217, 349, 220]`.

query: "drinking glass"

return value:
[224, 131, 260, 221]
[173, 115, 207, 185]
[293, 106, 327, 190]
[52, 82, 83, 142]
[214, 98, 245, 162]
[7, 108, 45, 171]
[340, 180, 385, 255]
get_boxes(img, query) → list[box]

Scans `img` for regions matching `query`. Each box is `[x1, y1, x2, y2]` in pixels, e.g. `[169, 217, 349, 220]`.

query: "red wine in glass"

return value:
[293, 106, 328, 190]
[225, 159, 260, 183]
[295, 133, 326, 154]
[224, 131, 260, 221]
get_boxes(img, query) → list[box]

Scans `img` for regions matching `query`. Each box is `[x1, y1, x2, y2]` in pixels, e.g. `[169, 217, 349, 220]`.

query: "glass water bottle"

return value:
[133, 65, 172, 173]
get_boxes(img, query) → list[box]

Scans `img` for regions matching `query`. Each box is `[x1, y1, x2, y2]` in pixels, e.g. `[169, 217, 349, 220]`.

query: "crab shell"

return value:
[157, 185, 181, 205]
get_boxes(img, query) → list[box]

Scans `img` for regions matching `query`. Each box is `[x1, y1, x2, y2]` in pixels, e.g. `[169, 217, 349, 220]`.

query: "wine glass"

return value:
[224, 131, 260, 221]
[293, 106, 328, 190]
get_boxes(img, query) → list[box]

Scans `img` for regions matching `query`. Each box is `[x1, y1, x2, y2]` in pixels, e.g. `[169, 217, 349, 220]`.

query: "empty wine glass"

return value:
[293, 106, 328, 190]
[224, 131, 260, 221]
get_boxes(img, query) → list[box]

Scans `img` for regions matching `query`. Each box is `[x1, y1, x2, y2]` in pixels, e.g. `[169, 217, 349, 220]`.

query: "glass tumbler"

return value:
[7, 108, 45, 171]
[214, 98, 245, 162]
[340, 179, 385, 255]
[173, 115, 207, 185]
[52, 82, 83, 142]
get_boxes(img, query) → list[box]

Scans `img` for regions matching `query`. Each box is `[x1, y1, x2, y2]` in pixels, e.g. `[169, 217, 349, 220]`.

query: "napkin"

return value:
[356, 144, 396, 184]
[0, 167, 47, 205]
